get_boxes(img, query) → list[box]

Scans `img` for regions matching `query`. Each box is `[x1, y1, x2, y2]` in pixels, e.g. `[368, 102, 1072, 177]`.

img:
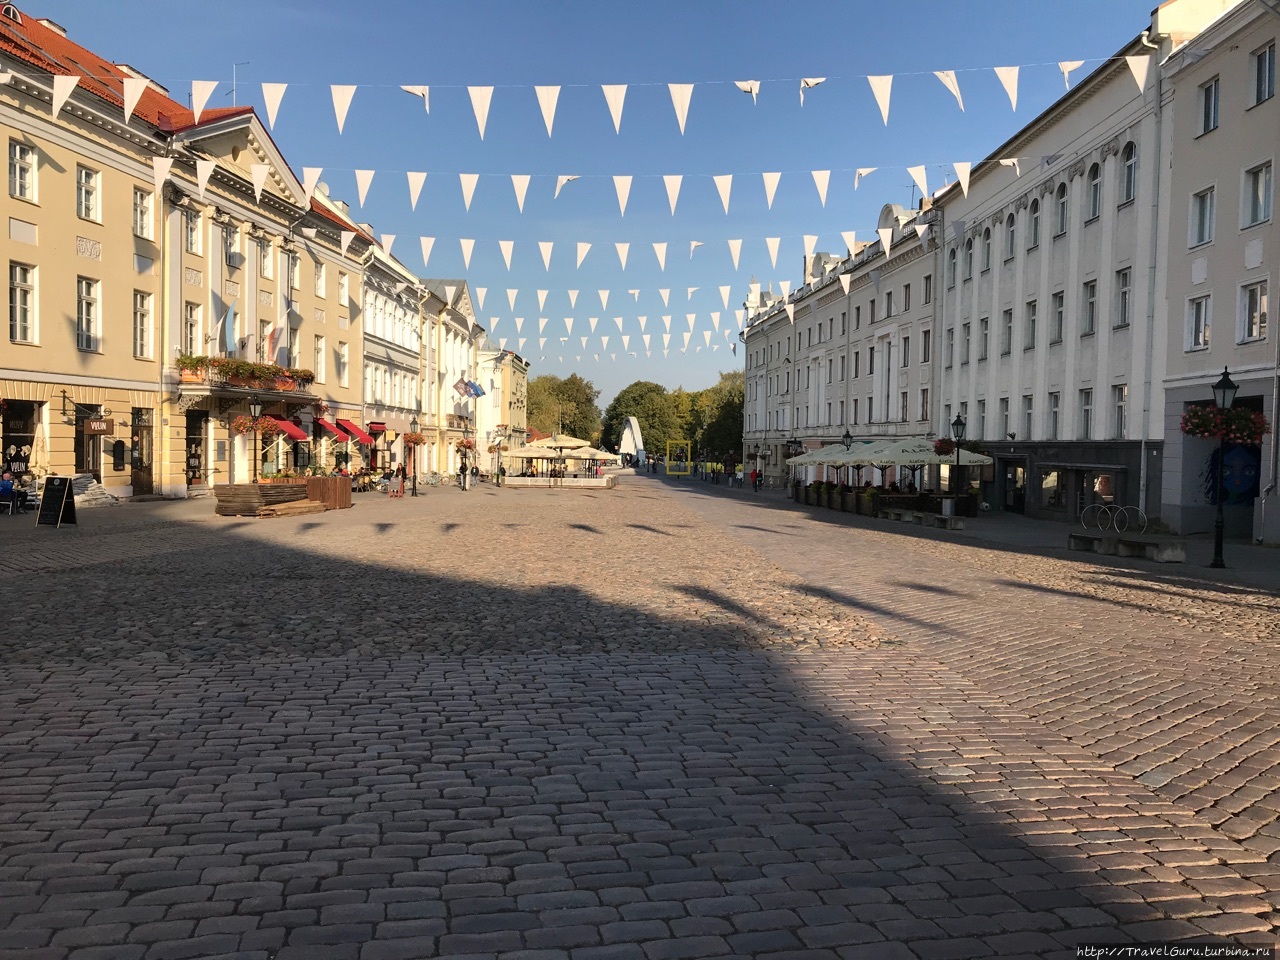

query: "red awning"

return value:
[267, 415, 309, 442]
[337, 419, 375, 445]
[367, 421, 387, 434]
[315, 418, 350, 441]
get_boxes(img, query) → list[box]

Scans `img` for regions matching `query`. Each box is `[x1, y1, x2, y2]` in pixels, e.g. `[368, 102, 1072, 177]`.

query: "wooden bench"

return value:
[1068, 531, 1185, 563]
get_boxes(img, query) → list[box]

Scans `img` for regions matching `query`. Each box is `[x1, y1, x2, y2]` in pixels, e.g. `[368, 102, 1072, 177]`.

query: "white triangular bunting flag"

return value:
[683, 332, 692, 348]
[507, 289, 518, 311]
[799, 77, 826, 106]
[407, 171, 427, 211]
[195, 159, 216, 201]
[499, 337, 507, 350]
[330, 84, 356, 134]
[518, 337, 526, 351]
[841, 230, 857, 254]
[907, 165, 928, 199]
[601, 336, 608, 349]
[653, 242, 667, 271]
[999, 157, 1022, 178]
[539, 337, 546, 350]
[720, 285, 731, 309]
[468, 86, 494, 139]
[803, 235, 818, 257]
[151, 156, 172, 199]
[779, 280, 791, 299]
[735, 309, 744, 327]
[355, 169, 375, 207]
[535, 85, 560, 137]
[420, 236, 435, 268]
[868, 75, 892, 125]
[659, 289, 670, 307]
[703, 331, 712, 347]
[381, 234, 396, 257]
[915, 224, 930, 241]
[714, 174, 733, 214]
[1125, 55, 1152, 94]
[643, 334, 651, 349]
[459, 173, 479, 211]
[728, 239, 742, 270]
[686, 313, 696, 331]
[663, 333, 671, 349]
[444, 285, 456, 306]
[615, 317, 624, 331]
[734, 79, 760, 103]
[687, 287, 698, 300]
[855, 167, 876, 189]
[601, 84, 627, 133]
[598, 290, 610, 311]
[511, 174, 530, 213]
[568, 290, 579, 308]
[934, 70, 964, 111]
[122, 76, 147, 123]
[500, 240, 514, 269]
[459, 238, 474, 269]
[811, 170, 831, 207]
[51, 75, 79, 117]
[622, 335, 630, 349]
[994, 66, 1019, 111]
[878, 227, 893, 255]
[250, 163, 270, 203]
[766, 237, 780, 269]
[615, 242, 629, 269]
[191, 79, 218, 124]
[785, 304, 795, 323]
[613, 175, 632, 217]
[555, 175, 579, 199]
[711, 312, 721, 330]
[261, 82, 287, 129]
[668, 83, 693, 134]
[301, 166, 322, 206]
[340, 231, 355, 255]
[400, 84, 430, 113]
[539, 318, 549, 334]
[515, 318, 524, 333]
[589, 317, 599, 332]
[839, 275, 852, 295]
[953, 162, 971, 197]
[664, 174, 682, 215]
[538, 290, 549, 311]
[689, 240, 702, 258]
[629, 291, 639, 301]
[476, 288, 487, 310]
[539, 241, 554, 271]
[565, 318, 575, 335]
[662, 316, 671, 332]
[1059, 60, 1085, 90]
[576, 242, 591, 268]
[762, 171, 781, 209]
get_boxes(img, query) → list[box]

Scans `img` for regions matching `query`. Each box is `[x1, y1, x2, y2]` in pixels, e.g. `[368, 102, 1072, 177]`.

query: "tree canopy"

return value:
[526, 374, 602, 442]
[600, 371, 743, 461]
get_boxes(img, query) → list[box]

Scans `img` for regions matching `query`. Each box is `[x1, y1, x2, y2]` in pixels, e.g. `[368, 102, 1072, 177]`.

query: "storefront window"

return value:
[74, 404, 102, 479]
[2, 400, 37, 477]
[1082, 471, 1116, 508]
[1040, 468, 1066, 510]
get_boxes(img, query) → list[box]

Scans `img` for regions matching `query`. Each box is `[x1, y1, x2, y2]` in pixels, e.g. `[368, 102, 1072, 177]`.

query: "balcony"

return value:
[175, 356, 316, 414]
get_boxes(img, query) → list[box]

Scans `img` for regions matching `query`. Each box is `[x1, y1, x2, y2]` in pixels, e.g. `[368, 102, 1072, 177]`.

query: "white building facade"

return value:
[424, 280, 481, 476]
[360, 242, 425, 474]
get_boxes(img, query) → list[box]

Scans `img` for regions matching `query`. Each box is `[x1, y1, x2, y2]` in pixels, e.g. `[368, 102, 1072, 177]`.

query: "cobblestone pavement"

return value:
[1, 477, 1279, 958]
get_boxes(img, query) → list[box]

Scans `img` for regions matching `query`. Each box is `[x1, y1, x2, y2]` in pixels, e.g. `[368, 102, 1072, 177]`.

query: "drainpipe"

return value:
[1137, 29, 1164, 520]
[1260, 327, 1280, 541]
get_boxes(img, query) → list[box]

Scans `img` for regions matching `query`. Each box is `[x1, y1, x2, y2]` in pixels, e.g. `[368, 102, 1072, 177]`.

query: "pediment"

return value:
[182, 115, 303, 208]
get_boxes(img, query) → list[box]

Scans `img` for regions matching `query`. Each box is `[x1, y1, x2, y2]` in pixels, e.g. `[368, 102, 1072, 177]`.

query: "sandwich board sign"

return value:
[35, 476, 76, 528]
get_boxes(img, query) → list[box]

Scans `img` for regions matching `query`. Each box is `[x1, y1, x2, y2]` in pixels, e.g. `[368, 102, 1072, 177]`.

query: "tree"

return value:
[601, 381, 682, 453]
[526, 373, 602, 442]
[697, 371, 744, 462]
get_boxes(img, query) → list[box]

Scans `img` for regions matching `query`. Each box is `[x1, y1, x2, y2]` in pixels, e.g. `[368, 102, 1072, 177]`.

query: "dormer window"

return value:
[2, 4, 22, 23]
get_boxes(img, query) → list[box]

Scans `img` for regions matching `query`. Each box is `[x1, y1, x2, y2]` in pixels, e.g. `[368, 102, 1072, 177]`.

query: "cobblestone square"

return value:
[2, 475, 1279, 958]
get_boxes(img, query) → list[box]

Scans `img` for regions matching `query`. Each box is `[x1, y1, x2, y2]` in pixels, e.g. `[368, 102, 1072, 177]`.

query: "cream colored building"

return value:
[422, 279, 482, 476]
[1161, 1, 1278, 543]
[476, 338, 530, 475]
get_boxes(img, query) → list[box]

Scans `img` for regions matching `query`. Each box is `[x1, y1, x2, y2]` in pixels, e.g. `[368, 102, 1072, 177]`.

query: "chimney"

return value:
[36, 17, 67, 36]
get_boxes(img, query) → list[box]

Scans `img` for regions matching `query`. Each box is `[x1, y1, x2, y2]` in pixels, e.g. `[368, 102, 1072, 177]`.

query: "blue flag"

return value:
[221, 299, 237, 355]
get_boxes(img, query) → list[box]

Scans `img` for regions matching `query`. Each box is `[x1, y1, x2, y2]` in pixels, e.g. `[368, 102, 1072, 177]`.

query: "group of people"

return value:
[0, 471, 32, 514]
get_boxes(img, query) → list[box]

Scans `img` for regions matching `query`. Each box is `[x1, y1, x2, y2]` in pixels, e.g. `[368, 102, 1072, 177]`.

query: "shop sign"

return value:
[84, 418, 114, 436]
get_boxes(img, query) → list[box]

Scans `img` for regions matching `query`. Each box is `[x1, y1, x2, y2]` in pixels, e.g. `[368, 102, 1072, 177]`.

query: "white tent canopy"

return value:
[862, 437, 992, 466]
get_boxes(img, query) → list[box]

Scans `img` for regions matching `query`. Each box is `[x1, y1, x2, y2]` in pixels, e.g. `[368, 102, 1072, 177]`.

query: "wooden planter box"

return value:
[840, 491, 858, 512]
[214, 482, 309, 517]
[306, 475, 352, 510]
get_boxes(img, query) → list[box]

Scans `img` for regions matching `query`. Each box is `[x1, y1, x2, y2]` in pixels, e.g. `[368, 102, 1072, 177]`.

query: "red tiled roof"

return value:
[309, 199, 374, 244]
[0, 5, 249, 131]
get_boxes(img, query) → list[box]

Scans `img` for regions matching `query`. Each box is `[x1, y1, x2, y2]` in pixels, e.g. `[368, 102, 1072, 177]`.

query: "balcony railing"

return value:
[176, 356, 316, 393]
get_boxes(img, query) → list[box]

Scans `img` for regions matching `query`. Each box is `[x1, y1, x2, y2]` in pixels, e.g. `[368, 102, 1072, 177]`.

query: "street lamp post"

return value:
[842, 429, 853, 487]
[461, 422, 471, 491]
[1210, 366, 1239, 569]
[951, 413, 967, 500]
[248, 395, 262, 483]
[409, 413, 419, 498]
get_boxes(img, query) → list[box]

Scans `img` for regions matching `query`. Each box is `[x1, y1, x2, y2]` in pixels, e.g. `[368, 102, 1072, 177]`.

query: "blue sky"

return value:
[41, 0, 1156, 406]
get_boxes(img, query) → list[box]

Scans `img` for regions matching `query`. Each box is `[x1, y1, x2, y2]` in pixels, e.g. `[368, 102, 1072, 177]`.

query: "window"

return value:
[184, 210, 201, 254]
[868, 299, 877, 324]
[945, 327, 954, 368]
[1191, 187, 1215, 246]
[884, 290, 894, 318]
[8, 140, 34, 200]
[903, 284, 911, 312]
[976, 399, 986, 440]
[921, 330, 931, 363]
[288, 324, 300, 368]
[919, 388, 930, 421]
[854, 305, 861, 328]
[288, 254, 300, 290]
[1051, 292, 1065, 343]
[868, 346, 875, 374]
[840, 311, 847, 335]
[1047, 392, 1061, 440]
[1024, 300, 1037, 349]
[978, 317, 989, 360]
[223, 225, 238, 267]
[1082, 281, 1097, 335]
[132, 291, 151, 359]
[1078, 389, 1093, 440]
[1253, 41, 1276, 106]
[901, 335, 910, 367]
[182, 302, 201, 356]
[76, 277, 99, 351]
[1121, 143, 1137, 204]
[75, 165, 99, 221]
[259, 239, 273, 278]
[132, 188, 152, 239]
[1005, 215, 1016, 259]
[1001, 309, 1013, 355]
[315, 262, 326, 299]
[1199, 77, 1219, 134]
[827, 358, 833, 383]
[961, 323, 970, 364]
[1241, 280, 1268, 342]
[1188, 295, 1211, 350]
[999, 398, 1011, 438]
[1028, 199, 1041, 248]
[947, 249, 957, 288]
[1112, 384, 1128, 440]
[1087, 163, 1102, 220]
[1115, 269, 1132, 328]
[257, 319, 270, 361]
[943, 404, 951, 432]
[963, 239, 973, 279]
[1022, 395, 1034, 439]
[1055, 183, 1069, 236]
[9, 262, 34, 343]
[900, 391, 909, 422]
[314, 335, 326, 383]
[922, 275, 932, 304]
[981, 228, 992, 271]
[851, 398, 859, 425]
[853, 351, 860, 378]
[1244, 161, 1273, 227]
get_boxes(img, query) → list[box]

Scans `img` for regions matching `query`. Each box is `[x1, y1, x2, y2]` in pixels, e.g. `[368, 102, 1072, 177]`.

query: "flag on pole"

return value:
[220, 299, 237, 354]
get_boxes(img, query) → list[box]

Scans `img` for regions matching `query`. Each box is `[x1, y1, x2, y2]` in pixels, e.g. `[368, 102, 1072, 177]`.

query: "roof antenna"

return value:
[226, 61, 250, 106]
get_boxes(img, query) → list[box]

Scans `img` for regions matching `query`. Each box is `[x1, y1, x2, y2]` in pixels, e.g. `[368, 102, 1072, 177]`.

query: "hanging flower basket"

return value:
[230, 415, 283, 438]
[1180, 405, 1270, 445]
[402, 432, 427, 446]
[933, 438, 955, 456]
[456, 438, 475, 450]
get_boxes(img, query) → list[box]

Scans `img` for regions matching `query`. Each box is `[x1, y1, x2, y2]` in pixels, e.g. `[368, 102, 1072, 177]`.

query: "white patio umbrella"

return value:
[864, 437, 992, 466]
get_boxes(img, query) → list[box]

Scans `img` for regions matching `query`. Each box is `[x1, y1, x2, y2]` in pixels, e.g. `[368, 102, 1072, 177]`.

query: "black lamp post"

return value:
[1210, 366, 1239, 569]
[461, 422, 471, 491]
[248, 395, 262, 482]
[951, 413, 966, 496]
[409, 413, 419, 498]
[842, 429, 854, 487]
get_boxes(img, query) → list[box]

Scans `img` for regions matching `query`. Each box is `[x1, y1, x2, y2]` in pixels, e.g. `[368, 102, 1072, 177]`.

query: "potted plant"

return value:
[176, 354, 208, 382]
[838, 483, 856, 512]
[286, 367, 315, 389]
[1181, 405, 1270, 446]
[402, 432, 427, 446]
[805, 479, 822, 505]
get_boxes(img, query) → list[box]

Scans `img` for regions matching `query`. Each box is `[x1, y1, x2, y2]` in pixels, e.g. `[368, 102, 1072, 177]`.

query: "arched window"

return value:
[981, 228, 992, 270]
[1087, 163, 1102, 219]
[964, 239, 974, 278]
[1055, 182, 1069, 235]
[947, 248, 957, 287]
[1028, 199, 1041, 248]
[1005, 215, 1016, 259]
[1121, 142, 1138, 203]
